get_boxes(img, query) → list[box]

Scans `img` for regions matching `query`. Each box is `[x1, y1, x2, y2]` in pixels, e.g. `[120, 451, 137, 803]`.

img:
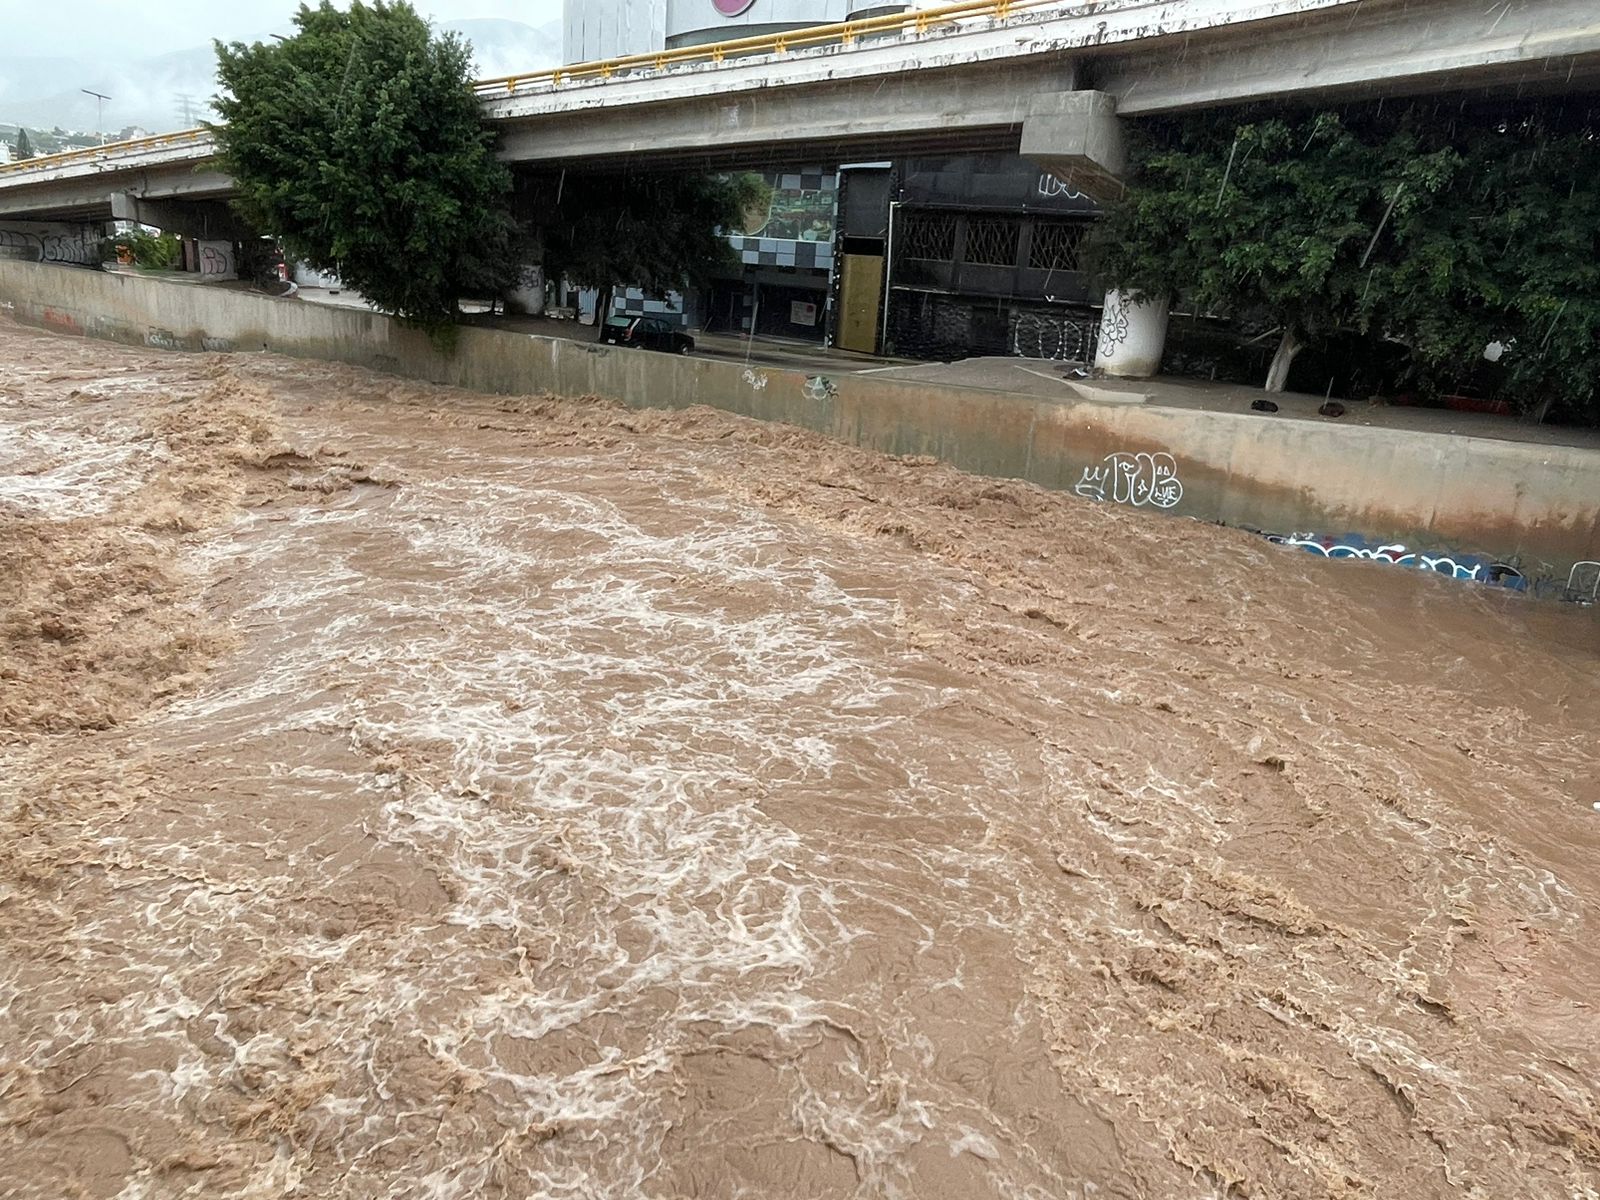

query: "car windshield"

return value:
[603, 317, 632, 329]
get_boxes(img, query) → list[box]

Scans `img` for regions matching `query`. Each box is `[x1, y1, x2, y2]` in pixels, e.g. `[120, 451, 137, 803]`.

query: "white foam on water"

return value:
[0, 418, 147, 516]
[17, 440, 1077, 1199]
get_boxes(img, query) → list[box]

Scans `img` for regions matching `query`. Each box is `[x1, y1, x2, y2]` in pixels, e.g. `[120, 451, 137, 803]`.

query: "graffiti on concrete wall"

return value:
[1096, 292, 1132, 361]
[1037, 174, 1088, 201]
[1075, 451, 1184, 509]
[41, 307, 83, 334]
[198, 241, 237, 280]
[1268, 533, 1528, 589]
[802, 375, 838, 401]
[0, 224, 99, 267]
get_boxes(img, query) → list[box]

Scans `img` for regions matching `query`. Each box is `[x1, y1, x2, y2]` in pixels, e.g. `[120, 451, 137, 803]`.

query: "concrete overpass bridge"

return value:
[0, 0, 1596, 235]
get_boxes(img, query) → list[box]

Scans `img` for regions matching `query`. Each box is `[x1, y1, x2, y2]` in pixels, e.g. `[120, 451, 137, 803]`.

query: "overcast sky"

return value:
[0, 0, 564, 59]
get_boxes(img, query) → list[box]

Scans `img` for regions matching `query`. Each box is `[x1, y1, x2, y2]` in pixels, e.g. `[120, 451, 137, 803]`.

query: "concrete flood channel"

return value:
[3, 260, 1598, 582]
[1, 278, 1599, 1197]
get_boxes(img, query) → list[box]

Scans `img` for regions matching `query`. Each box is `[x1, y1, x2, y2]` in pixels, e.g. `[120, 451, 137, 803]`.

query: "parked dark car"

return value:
[598, 316, 695, 355]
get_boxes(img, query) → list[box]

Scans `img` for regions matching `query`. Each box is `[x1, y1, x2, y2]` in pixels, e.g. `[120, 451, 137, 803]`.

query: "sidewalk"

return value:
[476, 311, 914, 377]
[866, 356, 1600, 451]
[293, 289, 1600, 451]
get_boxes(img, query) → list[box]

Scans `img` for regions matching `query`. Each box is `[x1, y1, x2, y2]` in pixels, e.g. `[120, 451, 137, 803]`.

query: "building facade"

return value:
[880, 156, 1100, 361]
[560, 0, 1102, 361]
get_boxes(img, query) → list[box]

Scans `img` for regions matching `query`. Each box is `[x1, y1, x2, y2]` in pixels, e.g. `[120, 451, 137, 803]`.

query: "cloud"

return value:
[1, 0, 564, 60]
[0, 2, 564, 134]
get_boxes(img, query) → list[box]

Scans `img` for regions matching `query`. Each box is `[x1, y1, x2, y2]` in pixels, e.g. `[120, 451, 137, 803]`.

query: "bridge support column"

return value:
[1019, 90, 1127, 205]
[1093, 289, 1170, 379]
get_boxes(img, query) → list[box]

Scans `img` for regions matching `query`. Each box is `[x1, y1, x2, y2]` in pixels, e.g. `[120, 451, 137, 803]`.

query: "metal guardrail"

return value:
[0, 0, 1072, 179]
[1568, 561, 1600, 605]
[0, 128, 215, 179]
[474, 0, 1074, 97]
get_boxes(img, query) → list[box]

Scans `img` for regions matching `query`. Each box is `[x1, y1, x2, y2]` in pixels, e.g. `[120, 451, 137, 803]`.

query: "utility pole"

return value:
[174, 92, 200, 127]
[81, 89, 111, 144]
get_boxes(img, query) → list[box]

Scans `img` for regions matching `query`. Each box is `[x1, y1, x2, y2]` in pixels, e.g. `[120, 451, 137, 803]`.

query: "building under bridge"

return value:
[563, 0, 1106, 361]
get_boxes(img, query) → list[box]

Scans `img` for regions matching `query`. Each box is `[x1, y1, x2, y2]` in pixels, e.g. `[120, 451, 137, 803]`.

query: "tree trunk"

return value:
[595, 283, 615, 329]
[1264, 329, 1303, 392]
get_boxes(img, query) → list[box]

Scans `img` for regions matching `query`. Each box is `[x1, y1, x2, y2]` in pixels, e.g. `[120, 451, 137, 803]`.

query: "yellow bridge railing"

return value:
[0, 0, 1074, 179]
[0, 127, 216, 179]
[473, 0, 1074, 97]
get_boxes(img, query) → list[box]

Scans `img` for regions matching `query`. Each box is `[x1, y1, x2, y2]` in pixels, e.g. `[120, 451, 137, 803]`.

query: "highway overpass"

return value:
[0, 0, 1596, 229]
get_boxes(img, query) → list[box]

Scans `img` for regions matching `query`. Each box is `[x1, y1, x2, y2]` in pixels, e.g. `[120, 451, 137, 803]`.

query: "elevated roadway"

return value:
[0, 0, 1595, 226]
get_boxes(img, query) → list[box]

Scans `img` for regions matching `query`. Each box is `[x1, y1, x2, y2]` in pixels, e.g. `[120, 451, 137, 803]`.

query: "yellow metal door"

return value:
[837, 254, 884, 353]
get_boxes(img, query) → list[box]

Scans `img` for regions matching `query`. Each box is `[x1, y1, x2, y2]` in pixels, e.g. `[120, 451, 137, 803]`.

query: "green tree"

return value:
[15, 128, 33, 159]
[209, 1, 520, 336]
[1090, 112, 1455, 391]
[1090, 102, 1600, 421]
[537, 171, 770, 325]
[1367, 110, 1600, 424]
[108, 228, 182, 270]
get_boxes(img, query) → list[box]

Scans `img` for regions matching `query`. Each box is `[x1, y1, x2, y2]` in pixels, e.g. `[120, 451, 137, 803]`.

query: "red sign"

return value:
[713, 0, 757, 13]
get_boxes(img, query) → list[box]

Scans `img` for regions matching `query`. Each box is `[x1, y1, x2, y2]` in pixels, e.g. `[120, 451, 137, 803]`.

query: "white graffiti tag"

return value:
[1012, 311, 1094, 362]
[802, 375, 838, 401]
[1037, 173, 1087, 201]
[1074, 452, 1184, 509]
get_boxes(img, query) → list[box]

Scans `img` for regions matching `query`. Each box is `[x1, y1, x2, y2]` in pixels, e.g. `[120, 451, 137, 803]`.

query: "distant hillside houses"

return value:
[0, 123, 151, 160]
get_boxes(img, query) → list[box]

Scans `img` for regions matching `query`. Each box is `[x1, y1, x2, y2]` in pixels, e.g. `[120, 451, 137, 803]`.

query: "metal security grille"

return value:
[900, 212, 957, 261]
[1028, 220, 1087, 272]
[964, 217, 1020, 266]
[889, 295, 970, 359]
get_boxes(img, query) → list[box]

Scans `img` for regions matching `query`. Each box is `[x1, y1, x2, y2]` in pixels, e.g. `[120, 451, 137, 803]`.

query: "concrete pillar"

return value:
[1019, 90, 1127, 205]
[508, 265, 546, 316]
[1093, 289, 1168, 378]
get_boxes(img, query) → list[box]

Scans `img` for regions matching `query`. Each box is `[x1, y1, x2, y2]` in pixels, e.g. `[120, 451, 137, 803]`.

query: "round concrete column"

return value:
[1093, 289, 1169, 378]
[509, 265, 545, 316]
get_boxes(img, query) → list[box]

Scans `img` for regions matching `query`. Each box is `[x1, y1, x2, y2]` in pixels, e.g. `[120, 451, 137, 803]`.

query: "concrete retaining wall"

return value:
[3, 260, 1597, 577]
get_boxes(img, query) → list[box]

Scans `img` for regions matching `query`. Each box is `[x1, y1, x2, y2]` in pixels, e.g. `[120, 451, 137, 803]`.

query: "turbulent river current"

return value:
[2, 316, 1597, 1199]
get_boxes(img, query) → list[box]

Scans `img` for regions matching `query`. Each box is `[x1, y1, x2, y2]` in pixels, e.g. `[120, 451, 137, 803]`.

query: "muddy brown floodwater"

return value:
[2, 315, 1598, 1200]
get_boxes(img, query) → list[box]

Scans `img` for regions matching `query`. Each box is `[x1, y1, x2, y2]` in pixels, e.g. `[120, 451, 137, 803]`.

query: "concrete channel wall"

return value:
[4, 260, 1598, 579]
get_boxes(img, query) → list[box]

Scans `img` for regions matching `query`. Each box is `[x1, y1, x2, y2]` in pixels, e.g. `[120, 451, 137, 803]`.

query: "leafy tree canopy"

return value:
[15, 128, 33, 159]
[536, 171, 771, 321]
[210, 1, 520, 333]
[108, 228, 182, 270]
[1091, 99, 1600, 421]
[1369, 110, 1600, 423]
